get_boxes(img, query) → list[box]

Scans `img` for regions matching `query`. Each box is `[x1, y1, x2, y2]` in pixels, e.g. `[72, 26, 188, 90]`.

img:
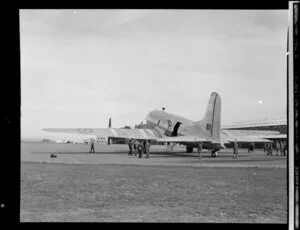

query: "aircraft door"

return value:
[172, 122, 182, 137]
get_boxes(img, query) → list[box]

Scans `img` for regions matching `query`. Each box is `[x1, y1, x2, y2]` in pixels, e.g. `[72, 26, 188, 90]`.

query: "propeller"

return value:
[108, 117, 112, 145]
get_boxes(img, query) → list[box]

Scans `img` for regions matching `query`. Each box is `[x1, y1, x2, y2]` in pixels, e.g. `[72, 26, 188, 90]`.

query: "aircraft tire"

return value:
[186, 146, 193, 153]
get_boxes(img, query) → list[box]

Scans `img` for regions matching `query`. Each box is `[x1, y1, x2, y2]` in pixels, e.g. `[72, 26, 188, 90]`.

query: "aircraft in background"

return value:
[43, 92, 280, 157]
[55, 139, 72, 144]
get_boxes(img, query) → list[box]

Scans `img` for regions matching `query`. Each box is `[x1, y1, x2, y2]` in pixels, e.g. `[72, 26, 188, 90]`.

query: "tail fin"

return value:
[198, 92, 221, 140]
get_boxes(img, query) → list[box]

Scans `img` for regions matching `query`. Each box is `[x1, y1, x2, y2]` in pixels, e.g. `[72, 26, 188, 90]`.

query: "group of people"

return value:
[128, 139, 151, 158]
[264, 140, 286, 156]
[89, 138, 287, 159]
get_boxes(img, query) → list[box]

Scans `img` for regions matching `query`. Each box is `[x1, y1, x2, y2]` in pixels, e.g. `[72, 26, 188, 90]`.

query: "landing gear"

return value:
[186, 146, 193, 153]
[211, 149, 218, 158]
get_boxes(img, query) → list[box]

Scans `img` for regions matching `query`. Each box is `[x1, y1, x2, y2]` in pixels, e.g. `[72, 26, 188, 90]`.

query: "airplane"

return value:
[43, 92, 277, 157]
[55, 139, 71, 144]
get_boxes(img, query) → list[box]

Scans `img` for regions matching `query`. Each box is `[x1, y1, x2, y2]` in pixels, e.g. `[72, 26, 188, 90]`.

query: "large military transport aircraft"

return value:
[43, 92, 279, 156]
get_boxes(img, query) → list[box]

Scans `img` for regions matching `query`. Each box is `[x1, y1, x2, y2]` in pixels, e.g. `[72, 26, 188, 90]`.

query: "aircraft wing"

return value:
[42, 128, 165, 140]
[157, 136, 212, 143]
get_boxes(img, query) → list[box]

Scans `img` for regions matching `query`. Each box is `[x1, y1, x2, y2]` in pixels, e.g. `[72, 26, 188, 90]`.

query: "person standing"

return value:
[282, 140, 286, 156]
[197, 143, 203, 159]
[143, 141, 147, 155]
[133, 140, 137, 156]
[264, 142, 268, 154]
[269, 141, 273, 156]
[89, 141, 95, 153]
[248, 143, 254, 154]
[233, 141, 238, 159]
[275, 141, 281, 156]
[166, 142, 170, 152]
[128, 139, 133, 156]
[138, 141, 144, 158]
[279, 141, 284, 156]
[145, 140, 151, 158]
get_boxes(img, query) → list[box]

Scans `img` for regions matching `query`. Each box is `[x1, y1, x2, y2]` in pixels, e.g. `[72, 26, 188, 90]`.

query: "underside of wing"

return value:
[157, 136, 211, 143]
[43, 128, 165, 140]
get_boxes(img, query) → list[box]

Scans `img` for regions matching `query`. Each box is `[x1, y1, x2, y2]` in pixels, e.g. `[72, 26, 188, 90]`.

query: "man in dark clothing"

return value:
[143, 141, 147, 155]
[248, 143, 251, 154]
[268, 141, 273, 156]
[89, 141, 95, 153]
[233, 141, 238, 159]
[282, 141, 287, 156]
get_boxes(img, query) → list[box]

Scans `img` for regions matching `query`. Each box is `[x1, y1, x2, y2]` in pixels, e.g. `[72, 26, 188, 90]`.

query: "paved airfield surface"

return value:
[21, 143, 287, 168]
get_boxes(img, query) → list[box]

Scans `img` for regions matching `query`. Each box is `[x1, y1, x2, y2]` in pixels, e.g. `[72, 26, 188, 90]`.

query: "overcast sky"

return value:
[20, 9, 288, 139]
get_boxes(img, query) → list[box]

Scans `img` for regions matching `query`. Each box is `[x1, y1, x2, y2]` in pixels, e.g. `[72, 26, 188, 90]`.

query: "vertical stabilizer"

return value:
[198, 92, 221, 140]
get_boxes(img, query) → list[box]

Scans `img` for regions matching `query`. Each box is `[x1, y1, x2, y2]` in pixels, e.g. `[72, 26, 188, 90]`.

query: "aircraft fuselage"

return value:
[145, 110, 224, 151]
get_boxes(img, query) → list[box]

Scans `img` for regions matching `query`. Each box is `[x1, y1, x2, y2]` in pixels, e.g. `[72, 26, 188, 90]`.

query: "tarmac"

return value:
[21, 143, 287, 168]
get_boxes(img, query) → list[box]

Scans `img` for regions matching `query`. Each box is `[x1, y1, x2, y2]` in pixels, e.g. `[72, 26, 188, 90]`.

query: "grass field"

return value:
[21, 162, 287, 223]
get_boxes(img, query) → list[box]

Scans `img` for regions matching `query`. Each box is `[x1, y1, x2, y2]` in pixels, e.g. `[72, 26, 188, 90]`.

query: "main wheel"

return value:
[186, 146, 193, 153]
